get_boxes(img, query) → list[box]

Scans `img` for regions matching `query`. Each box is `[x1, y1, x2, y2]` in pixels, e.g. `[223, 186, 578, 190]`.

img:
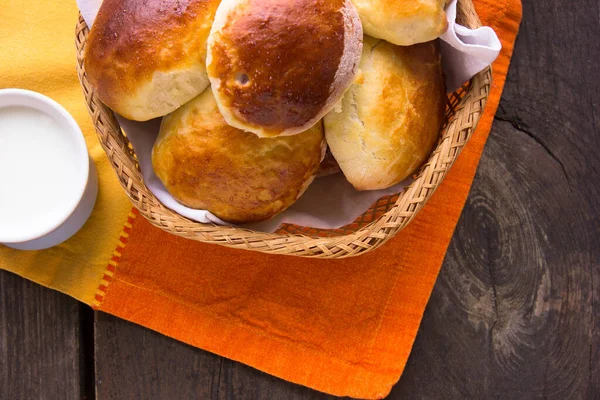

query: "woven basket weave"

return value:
[75, 0, 491, 258]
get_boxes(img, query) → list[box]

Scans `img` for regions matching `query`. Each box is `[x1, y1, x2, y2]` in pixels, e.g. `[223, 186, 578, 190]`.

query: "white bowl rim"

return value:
[0, 88, 90, 244]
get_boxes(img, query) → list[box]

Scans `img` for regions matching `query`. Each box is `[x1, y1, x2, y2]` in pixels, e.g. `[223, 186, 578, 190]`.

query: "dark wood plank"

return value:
[215, 357, 333, 400]
[0, 270, 86, 400]
[94, 313, 333, 400]
[392, 0, 600, 397]
[393, 119, 597, 399]
[94, 313, 221, 399]
[93, 0, 599, 398]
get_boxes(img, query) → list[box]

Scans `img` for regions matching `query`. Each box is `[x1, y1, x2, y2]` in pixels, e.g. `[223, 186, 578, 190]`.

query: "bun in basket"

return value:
[351, 0, 447, 45]
[152, 90, 326, 223]
[206, 0, 363, 137]
[84, 0, 221, 121]
[324, 37, 446, 191]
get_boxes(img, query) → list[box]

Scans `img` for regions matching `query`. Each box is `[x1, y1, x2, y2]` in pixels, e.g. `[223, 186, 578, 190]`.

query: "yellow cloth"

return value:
[0, 0, 132, 304]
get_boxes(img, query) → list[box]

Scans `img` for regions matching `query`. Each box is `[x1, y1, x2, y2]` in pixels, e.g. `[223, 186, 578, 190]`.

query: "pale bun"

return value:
[351, 0, 447, 46]
[324, 37, 446, 191]
[206, 0, 363, 137]
[84, 0, 221, 121]
[152, 89, 326, 223]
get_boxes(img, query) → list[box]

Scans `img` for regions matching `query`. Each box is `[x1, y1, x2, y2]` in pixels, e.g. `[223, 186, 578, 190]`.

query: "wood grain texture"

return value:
[0, 270, 85, 400]
[94, 313, 221, 399]
[94, 313, 330, 400]
[392, 0, 600, 397]
[393, 120, 597, 398]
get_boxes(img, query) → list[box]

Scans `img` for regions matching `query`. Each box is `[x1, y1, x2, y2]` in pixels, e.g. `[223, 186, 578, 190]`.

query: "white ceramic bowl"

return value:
[0, 89, 98, 250]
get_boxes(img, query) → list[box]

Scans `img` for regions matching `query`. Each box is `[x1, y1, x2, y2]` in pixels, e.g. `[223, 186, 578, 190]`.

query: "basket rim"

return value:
[75, 0, 492, 258]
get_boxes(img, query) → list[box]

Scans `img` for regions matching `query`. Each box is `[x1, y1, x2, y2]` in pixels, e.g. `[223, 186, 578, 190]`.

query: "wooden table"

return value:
[2, 1, 599, 398]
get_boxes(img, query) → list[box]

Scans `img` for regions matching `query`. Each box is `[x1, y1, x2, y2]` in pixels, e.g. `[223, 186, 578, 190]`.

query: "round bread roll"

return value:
[206, 0, 363, 137]
[152, 90, 326, 223]
[351, 0, 447, 45]
[84, 0, 221, 121]
[323, 36, 446, 191]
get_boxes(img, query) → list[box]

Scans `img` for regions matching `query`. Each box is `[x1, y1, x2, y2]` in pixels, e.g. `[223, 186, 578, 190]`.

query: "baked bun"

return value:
[206, 0, 363, 137]
[152, 90, 326, 223]
[323, 37, 446, 191]
[351, 0, 447, 45]
[84, 0, 221, 121]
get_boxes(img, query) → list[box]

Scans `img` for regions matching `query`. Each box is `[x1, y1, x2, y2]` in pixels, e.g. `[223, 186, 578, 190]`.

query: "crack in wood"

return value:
[590, 268, 594, 388]
[494, 116, 574, 191]
[80, 305, 96, 400]
[485, 221, 500, 354]
[215, 357, 224, 400]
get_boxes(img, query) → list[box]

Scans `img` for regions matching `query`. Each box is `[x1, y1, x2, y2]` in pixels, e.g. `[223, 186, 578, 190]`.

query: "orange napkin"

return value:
[92, 1, 522, 397]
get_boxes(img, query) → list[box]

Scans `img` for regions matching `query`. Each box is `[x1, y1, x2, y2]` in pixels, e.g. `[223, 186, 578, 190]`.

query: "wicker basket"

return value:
[75, 0, 491, 258]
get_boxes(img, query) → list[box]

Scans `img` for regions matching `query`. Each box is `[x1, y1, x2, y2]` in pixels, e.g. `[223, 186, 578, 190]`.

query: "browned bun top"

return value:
[152, 89, 326, 223]
[84, 0, 221, 121]
[206, 0, 363, 137]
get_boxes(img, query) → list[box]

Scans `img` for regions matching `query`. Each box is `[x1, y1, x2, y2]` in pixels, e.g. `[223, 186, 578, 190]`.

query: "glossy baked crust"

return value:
[324, 37, 446, 191]
[152, 90, 326, 223]
[84, 0, 221, 121]
[206, 0, 362, 137]
[351, 0, 447, 45]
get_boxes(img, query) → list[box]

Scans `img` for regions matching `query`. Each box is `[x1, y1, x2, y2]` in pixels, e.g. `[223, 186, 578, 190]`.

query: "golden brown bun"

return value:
[84, 0, 221, 121]
[323, 37, 446, 191]
[152, 90, 326, 223]
[206, 0, 363, 137]
[351, 0, 447, 45]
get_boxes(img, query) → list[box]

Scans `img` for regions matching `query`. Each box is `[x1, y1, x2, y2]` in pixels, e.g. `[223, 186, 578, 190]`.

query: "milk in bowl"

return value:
[0, 89, 96, 250]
